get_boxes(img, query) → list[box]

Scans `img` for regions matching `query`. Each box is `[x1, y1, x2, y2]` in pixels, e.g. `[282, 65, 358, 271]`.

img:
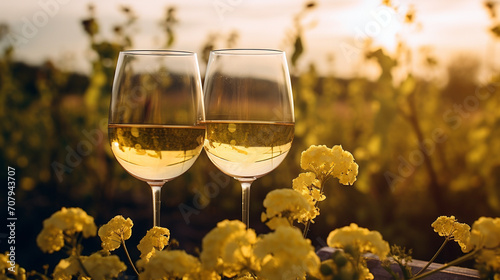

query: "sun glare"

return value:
[353, 1, 410, 53]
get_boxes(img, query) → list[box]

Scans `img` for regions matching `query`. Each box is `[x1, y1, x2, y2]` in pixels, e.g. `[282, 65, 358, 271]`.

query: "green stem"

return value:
[414, 238, 449, 276]
[76, 255, 93, 279]
[69, 233, 93, 278]
[302, 179, 325, 238]
[302, 218, 312, 238]
[411, 250, 478, 280]
[122, 239, 140, 276]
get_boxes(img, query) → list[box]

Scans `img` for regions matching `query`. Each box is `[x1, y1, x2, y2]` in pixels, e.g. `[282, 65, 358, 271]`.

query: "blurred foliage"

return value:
[1, 0, 500, 274]
[285, 1, 318, 72]
[289, 1, 317, 69]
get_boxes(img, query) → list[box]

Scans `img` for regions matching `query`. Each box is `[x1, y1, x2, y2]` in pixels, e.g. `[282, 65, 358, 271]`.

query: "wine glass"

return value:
[108, 50, 205, 227]
[202, 49, 295, 227]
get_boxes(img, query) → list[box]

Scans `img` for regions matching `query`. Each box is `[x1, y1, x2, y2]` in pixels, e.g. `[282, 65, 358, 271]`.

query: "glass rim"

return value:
[210, 48, 285, 56]
[119, 49, 196, 56]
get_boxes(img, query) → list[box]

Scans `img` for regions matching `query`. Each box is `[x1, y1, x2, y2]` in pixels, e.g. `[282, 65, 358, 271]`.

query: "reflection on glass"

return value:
[109, 50, 205, 227]
[202, 49, 295, 228]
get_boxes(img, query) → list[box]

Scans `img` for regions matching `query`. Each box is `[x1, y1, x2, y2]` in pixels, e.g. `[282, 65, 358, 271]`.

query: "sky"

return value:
[0, 0, 497, 79]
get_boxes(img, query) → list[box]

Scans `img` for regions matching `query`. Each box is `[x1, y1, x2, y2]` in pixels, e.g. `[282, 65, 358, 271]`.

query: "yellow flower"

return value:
[54, 254, 126, 280]
[12, 267, 26, 280]
[53, 256, 80, 280]
[82, 253, 127, 280]
[432, 216, 463, 236]
[338, 161, 359, 186]
[254, 226, 320, 280]
[261, 189, 313, 228]
[98, 215, 133, 251]
[431, 216, 471, 251]
[137, 250, 201, 280]
[330, 146, 358, 185]
[293, 172, 324, 222]
[137, 226, 170, 261]
[293, 172, 320, 191]
[36, 225, 64, 253]
[37, 207, 97, 254]
[293, 172, 324, 201]
[300, 145, 358, 185]
[464, 217, 500, 253]
[43, 207, 97, 238]
[327, 223, 390, 260]
[0, 252, 8, 271]
[475, 248, 500, 275]
[262, 216, 292, 230]
[200, 220, 258, 278]
[300, 145, 335, 177]
[0, 252, 26, 279]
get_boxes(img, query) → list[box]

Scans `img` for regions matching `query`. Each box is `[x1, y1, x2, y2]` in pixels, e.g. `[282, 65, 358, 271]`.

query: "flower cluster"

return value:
[137, 250, 211, 280]
[411, 215, 500, 280]
[260, 188, 312, 229]
[456, 217, 500, 279]
[327, 223, 390, 260]
[137, 226, 171, 261]
[28, 145, 363, 280]
[253, 226, 320, 279]
[36, 207, 97, 253]
[300, 145, 358, 185]
[198, 219, 321, 279]
[262, 145, 359, 229]
[431, 215, 471, 251]
[292, 172, 323, 222]
[98, 217, 320, 279]
[200, 220, 258, 278]
[464, 217, 500, 253]
[35, 207, 127, 280]
[0, 252, 25, 280]
[53, 253, 126, 280]
[2, 145, 499, 280]
[431, 216, 500, 255]
[323, 223, 390, 280]
[98, 215, 134, 251]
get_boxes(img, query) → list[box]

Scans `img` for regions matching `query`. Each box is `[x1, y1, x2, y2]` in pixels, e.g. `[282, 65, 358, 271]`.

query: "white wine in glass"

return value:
[108, 125, 205, 181]
[202, 49, 295, 228]
[109, 50, 205, 227]
[204, 121, 294, 178]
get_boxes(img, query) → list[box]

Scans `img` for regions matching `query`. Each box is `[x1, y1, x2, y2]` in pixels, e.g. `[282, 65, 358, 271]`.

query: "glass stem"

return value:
[239, 179, 254, 228]
[148, 183, 164, 227]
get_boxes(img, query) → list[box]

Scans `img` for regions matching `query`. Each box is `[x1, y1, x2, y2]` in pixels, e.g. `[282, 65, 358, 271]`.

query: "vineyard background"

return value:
[1, 0, 500, 275]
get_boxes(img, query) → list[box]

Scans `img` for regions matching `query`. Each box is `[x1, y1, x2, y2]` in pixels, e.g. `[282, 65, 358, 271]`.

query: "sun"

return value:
[359, 1, 410, 53]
